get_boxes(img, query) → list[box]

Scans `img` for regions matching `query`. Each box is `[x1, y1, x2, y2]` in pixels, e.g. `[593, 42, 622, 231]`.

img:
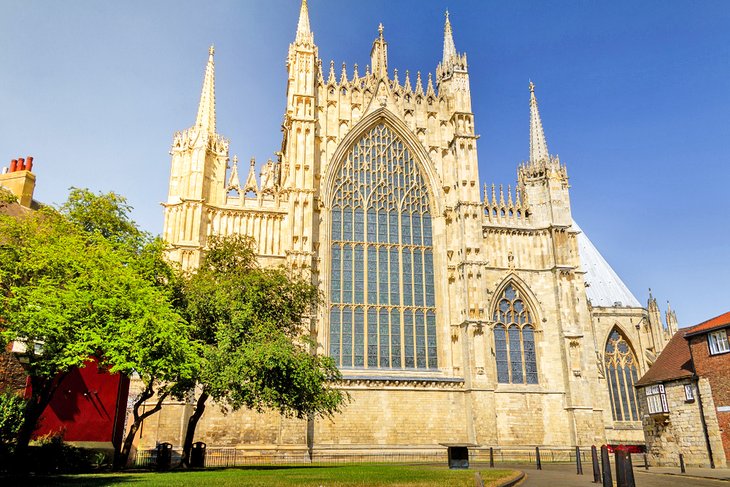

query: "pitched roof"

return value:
[683, 311, 730, 338]
[573, 221, 642, 308]
[635, 331, 694, 387]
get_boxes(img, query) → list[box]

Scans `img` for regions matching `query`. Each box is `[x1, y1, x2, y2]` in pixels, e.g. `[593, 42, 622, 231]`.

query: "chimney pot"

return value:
[10, 159, 17, 172]
[26, 156, 33, 172]
[18, 158, 25, 171]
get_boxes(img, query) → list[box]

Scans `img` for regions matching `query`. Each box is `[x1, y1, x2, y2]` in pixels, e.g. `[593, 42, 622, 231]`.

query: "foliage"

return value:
[0, 189, 199, 458]
[59, 187, 141, 247]
[179, 235, 346, 464]
[0, 390, 25, 446]
[25, 433, 105, 474]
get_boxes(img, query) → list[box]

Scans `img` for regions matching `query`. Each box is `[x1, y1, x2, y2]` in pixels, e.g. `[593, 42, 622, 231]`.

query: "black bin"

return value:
[156, 442, 173, 470]
[448, 446, 469, 469]
[191, 441, 207, 468]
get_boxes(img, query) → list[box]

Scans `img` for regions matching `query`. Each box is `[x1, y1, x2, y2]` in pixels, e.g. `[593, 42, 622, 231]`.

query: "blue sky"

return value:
[1, 1, 729, 327]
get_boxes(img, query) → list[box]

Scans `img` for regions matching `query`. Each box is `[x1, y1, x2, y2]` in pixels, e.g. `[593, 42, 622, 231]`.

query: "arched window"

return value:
[493, 284, 538, 384]
[605, 328, 640, 421]
[330, 123, 437, 370]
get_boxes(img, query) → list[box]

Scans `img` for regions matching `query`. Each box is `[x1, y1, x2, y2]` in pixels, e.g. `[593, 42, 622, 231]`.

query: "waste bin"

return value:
[156, 442, 173, 470]
[191, 441, 207, 468]
[448, 446, 469, 469]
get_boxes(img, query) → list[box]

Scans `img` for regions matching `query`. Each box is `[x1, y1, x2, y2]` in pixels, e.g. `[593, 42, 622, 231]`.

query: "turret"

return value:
[518, 82, 571, 226]
[163, 46, 229, 269]
[282, 0, 319, 272]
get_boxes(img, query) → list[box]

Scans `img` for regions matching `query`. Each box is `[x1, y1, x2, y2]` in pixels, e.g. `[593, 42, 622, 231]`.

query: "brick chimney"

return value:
[1, 155, 37, 207]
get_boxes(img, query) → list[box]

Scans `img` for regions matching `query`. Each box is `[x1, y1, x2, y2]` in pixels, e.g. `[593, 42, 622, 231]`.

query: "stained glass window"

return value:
[604, 328, 640, 421]
[493, 284, 538, 384]
[330, 123, 437, 369]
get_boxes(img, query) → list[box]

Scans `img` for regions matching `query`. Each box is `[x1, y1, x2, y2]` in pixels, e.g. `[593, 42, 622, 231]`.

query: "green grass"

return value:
[10, 464, 518, 487]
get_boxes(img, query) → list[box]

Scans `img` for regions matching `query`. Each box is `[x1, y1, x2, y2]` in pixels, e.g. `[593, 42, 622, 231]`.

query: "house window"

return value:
[646, 384, 669, 414]
[605, 328, 640, 421]
[493, 284, 538, 384]
[684, 384, 695, 402]
[708, 330, 730, 355]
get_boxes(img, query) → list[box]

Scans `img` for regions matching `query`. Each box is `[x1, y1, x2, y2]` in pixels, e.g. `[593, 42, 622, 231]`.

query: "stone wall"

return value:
[640, 378, 725, 467]
[689, 330, 730, 465]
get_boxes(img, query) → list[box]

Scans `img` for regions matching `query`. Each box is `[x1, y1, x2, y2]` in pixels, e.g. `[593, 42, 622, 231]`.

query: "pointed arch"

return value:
[324, 117, 438, 370]
[604, 326, 640, 421]
[490, 276, 540, 384]
[490, 274, 543, 325]
[321, 107, 444, 216]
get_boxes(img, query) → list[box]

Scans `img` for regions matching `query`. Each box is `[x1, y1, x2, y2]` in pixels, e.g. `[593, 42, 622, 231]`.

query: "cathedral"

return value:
[148, 1, 678, 456]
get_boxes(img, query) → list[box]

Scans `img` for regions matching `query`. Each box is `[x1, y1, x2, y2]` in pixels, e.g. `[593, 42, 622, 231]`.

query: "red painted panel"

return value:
[32, 359, 129, 446]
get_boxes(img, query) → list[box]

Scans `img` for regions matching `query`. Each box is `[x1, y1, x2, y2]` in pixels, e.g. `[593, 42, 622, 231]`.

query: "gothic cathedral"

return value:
[153, 1, 677, 454]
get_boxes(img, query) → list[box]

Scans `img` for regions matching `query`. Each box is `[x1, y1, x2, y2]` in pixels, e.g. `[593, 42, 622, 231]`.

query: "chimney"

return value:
[0, 155, 37, 207]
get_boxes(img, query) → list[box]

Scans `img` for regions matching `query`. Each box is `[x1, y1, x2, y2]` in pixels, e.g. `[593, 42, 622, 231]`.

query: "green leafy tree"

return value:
[179, 235, 346, 465]
[0, 190, 199, 467]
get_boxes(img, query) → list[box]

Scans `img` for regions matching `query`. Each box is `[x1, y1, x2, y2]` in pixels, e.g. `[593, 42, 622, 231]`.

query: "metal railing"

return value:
[131, 446, 591, 469]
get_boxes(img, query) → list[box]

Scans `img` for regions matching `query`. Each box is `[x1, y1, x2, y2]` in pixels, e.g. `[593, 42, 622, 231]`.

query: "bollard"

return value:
[625, 452, 636, 487]
[679, 453, 686, 473]
[643, 453, 649, 470]
[535, 446, 542, 470]
[576, 446, 583, 475]
[615, 450, 626, 487]
[489, 447, 494, 468]
[600, 446, 613, 487]
[591, 446, 601, 483]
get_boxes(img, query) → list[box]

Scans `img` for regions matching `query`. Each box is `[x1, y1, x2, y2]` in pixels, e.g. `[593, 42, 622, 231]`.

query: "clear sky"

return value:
[1, 1, 729, 327]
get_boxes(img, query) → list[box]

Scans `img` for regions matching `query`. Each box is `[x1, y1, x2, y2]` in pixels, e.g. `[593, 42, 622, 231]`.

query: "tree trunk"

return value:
[114, 383, 170, 470]
[181, 391, 209, 467]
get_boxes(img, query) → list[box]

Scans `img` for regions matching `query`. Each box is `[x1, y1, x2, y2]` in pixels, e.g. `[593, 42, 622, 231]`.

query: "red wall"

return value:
[688, 330, 730, 464]
[33, 359, 129, 448]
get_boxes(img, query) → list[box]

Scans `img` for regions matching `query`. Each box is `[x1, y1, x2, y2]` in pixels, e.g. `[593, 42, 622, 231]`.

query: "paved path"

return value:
[497, 463, 729, 486]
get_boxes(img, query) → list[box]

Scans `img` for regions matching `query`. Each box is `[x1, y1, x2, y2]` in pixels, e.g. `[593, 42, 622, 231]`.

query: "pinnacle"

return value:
[529, 81, 550, 164]
[295, 0, 313, 45]
[195, 45, 216, 135]
[443, 9, 457, 64]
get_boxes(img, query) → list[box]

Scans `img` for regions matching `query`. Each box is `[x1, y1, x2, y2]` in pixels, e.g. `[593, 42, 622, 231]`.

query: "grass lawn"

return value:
[11, 463, 519, 487]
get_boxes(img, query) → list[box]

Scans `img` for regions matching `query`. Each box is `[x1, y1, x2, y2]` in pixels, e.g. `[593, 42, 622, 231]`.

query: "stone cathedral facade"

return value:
[149, 1, 679, 455]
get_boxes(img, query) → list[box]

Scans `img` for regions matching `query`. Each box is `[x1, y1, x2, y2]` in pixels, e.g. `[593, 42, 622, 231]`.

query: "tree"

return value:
[0, 190, 199, 465]
[179, 235, 346, 465]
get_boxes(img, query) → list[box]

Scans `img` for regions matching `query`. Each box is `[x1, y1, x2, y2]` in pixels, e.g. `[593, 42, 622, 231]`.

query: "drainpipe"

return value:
[688, 341, 715, 468]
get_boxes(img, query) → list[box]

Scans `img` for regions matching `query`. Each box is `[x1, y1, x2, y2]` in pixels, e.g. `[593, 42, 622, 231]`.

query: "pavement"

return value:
[485, 463, 730, 486]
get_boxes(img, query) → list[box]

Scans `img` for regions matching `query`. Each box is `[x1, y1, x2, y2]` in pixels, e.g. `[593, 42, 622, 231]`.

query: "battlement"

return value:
[171, 127, 229, 157]
[517, 156, 568, 184]
[483, 183, 531, 226]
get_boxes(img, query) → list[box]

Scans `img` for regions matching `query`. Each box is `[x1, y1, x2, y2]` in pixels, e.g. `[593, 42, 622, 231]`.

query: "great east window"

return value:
[605, 328, 640, 421]
[329, 123, 437, 370]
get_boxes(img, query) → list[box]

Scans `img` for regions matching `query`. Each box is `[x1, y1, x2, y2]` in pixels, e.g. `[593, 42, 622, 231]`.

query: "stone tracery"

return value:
[329, 123, 437, 370]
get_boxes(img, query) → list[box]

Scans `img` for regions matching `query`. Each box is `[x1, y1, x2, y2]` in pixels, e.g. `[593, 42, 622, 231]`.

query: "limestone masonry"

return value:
[140, 1, 679, 456]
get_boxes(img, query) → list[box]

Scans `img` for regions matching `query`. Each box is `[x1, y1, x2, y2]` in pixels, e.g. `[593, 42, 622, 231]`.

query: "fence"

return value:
[132, 446, 590, 469]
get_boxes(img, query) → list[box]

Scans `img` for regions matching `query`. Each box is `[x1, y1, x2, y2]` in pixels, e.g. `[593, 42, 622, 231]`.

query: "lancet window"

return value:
[493, 284, 538, 384]
[329, 123, 437, 370]
[604, 328, 640, 421]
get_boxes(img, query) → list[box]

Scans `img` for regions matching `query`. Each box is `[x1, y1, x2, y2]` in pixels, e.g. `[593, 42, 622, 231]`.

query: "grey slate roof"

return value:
[573, 221, 642, 308]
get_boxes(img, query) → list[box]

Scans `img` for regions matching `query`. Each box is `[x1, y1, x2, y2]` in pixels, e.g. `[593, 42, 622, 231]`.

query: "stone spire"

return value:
[195, 45, 216, 135]
[370, 23, 388, 79]
[295, 0, 313, 45]
[529, 81, 549, 163]
[443, 10, 457, 64]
